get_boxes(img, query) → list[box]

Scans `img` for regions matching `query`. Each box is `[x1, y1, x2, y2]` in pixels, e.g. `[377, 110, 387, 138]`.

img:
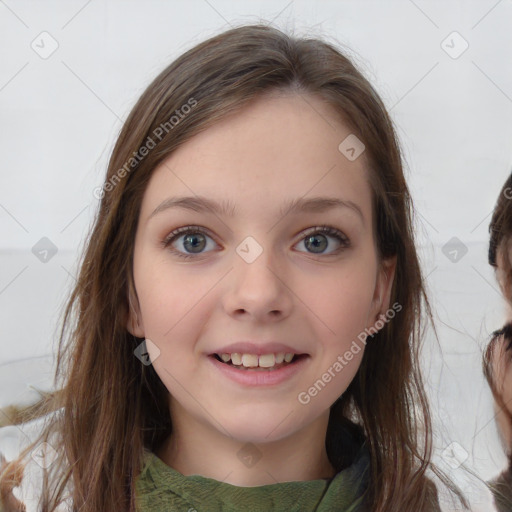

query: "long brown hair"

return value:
[485, 172, 512, 413]
[489, 174, 512, 295]
[0, 23, 466, 511]
[484, 173, 512, 472]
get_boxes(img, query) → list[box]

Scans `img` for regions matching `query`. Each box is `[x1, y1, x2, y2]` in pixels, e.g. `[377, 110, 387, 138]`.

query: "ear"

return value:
[126, 279, 145, 338]
[369, 255, 397, 326]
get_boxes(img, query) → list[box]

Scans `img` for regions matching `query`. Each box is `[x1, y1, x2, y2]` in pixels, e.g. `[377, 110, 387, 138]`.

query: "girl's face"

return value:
[128, 92, 396, 444]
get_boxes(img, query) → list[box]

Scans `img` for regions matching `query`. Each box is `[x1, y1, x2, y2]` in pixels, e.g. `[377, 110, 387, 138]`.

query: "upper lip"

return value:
[209, 342, 307, 356]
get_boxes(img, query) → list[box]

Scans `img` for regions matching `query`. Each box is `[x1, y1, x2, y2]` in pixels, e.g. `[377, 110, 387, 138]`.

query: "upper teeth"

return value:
[218, 352, 295, 368]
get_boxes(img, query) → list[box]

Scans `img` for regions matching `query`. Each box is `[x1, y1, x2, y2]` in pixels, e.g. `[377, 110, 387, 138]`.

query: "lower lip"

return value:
[208, 355, 309, 386]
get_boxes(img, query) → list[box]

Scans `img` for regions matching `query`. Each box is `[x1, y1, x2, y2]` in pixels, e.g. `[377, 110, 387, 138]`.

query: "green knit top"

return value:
[135, 443, 370, 511]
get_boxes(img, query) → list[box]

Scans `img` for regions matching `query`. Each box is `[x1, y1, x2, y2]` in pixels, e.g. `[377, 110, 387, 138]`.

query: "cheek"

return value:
[134, 242, 377, 354]
[502, 362, 512, 412]
[301, 262, 377, 337]
[135, 256, 215, 336]
[491, 349, 512, 419]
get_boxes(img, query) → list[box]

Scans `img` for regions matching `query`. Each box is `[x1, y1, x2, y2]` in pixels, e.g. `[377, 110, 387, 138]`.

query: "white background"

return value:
[1, 1, 512, 510]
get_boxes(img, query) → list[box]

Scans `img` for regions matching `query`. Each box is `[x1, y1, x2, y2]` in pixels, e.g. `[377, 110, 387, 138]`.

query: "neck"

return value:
[157, 401, 336, 486]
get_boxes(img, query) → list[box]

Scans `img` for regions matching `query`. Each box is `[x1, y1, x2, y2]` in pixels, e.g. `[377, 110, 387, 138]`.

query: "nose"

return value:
[222, 242, 293, 322]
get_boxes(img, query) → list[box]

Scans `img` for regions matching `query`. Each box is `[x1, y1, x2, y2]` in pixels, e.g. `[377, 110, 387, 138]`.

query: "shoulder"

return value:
[424, 477, 442, 511]
[489, 468, 512, 512]
[0, 408, 71, 512]
[0, 407, 64, 467]
[0, 408, 57, 453]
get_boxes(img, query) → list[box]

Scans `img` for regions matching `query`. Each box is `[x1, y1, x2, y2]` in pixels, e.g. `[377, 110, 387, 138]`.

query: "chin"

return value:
[216, 411, 303, 444]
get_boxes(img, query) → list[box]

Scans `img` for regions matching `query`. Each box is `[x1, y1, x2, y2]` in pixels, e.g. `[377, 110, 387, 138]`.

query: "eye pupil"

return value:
[184, 233, 206, 253]
[305, 234, 327, 253]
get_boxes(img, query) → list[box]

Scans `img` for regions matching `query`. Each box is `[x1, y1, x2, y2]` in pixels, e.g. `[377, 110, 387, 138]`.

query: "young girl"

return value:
[0, 23, 466, 511]
[484, 173, 512, 511]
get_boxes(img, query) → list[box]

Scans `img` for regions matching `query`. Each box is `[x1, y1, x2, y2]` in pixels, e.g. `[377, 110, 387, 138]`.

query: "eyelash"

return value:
[161, 225, 350, 260]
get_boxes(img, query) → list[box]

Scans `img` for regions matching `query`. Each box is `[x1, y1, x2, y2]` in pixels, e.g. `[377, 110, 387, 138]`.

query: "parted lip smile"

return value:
[208, 341, 310, 370]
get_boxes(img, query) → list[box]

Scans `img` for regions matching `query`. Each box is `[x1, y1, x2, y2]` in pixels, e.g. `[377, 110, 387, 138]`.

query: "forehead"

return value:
[140, 92, 373, 224]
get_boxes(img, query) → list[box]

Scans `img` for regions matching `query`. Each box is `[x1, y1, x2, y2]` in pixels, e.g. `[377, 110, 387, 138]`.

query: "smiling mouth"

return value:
[211, 353, 308, 371]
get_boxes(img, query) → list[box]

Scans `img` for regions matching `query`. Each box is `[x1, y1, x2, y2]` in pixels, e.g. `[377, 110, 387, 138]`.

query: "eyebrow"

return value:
[148, 195, 364, 224]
